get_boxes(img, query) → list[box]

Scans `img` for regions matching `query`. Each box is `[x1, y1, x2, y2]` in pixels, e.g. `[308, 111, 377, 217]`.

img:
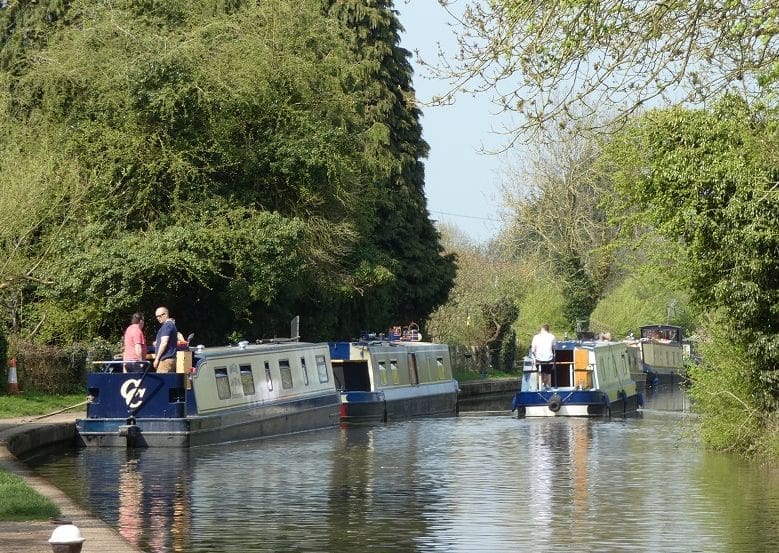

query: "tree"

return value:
[0, 0, 368, 343]
[429, 1, 779, 138]
[326, 0, 456, 336]
[481, 297, 519, 372]
[604, 95, 779, 414]
[501, 125, 616, 327]
[427, 225, 527, 347]
[1, 0, 455, 345]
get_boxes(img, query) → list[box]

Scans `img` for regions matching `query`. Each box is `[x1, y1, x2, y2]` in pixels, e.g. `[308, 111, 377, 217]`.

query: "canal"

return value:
[29, 385, 779, 552]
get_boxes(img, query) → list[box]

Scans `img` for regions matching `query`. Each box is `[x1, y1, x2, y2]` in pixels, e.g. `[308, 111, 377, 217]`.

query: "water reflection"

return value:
[30, 386, 779, 553]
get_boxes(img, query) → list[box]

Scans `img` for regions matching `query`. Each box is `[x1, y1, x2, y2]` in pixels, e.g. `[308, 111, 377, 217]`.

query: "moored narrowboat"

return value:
[76, 340, 340, 447]
[329, 325, 459, 423]
[511, 340, 643, 417]
[628, 324, 685, 385]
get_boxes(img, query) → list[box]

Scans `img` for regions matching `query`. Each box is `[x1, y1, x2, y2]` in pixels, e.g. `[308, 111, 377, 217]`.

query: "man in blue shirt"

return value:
[153, 306, 178, 373]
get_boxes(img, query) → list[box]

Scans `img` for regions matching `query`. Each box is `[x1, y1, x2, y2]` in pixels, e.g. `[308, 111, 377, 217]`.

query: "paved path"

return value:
[0, 413, 143, 553]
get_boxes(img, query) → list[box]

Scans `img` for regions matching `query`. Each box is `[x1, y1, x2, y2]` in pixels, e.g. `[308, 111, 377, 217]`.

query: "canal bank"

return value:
[0, 414, 142, 553]
[457, 377, 518, 412]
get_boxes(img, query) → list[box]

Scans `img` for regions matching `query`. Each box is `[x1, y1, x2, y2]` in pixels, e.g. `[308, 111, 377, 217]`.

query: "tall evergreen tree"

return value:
[325, 0, 456, 336]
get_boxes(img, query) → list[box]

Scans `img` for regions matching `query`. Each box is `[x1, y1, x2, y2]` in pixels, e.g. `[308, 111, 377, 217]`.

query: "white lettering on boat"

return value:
[120, 379, 146, 410]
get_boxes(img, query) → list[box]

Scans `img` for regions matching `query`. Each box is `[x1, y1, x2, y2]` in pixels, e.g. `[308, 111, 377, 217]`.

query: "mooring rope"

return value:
[27, 398, 92, 422]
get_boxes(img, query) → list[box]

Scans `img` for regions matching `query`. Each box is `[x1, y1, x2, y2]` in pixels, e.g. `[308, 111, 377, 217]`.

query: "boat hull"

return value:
[512, 389, 642, 418]
[339, 382, 459, 424]
[76, 393, 340, 447]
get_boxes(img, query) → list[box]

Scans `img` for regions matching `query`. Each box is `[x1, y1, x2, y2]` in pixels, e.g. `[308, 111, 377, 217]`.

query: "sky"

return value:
[395, 2, 511, 244]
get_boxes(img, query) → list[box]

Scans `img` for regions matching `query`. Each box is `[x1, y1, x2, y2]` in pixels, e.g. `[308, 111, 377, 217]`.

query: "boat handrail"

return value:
[91, 360, 151, 373]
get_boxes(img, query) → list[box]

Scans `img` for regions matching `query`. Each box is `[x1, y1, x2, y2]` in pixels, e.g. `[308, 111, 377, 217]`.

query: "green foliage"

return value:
[555, 253, 600, 328]
[454, 369, 515, 382]
[434, 0, 779, 136]
[498, 328, 517, 373]
[590, 254, 696, 338]
[606, 96, 779, 412]
[502, 127, 617, 330]
[0, 0, 455, 345]
[601, 96, 779, 455]
[0, 468, 60, 521]
[687, 318, 778, 458]
[326, 0, 456, 336]
[427, 229, 526, 349]
[482, 297, 519, 372]
[514, 277, 569, 353]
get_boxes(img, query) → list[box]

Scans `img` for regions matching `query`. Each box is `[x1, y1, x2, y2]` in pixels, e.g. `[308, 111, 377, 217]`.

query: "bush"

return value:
[687, 318, 778, 458]
[7, 336, 118, 394]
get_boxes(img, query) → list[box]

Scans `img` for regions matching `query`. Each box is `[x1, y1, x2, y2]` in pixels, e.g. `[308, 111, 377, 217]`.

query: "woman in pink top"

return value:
[122, 312, 147, 372]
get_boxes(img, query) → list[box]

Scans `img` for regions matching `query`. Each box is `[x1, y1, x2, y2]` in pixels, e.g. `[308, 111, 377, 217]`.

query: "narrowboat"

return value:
[76, 339, 341, 447]
[628, 324, 685, 385]
[328, 325, 459, 423]
[511, 339, 643, 417]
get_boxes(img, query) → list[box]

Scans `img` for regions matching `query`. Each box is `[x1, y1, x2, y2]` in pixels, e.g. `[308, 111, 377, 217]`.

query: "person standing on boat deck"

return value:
[153, 307, 178, 373]
[531, 324, 557, 388]
[122, 312, 147, 373]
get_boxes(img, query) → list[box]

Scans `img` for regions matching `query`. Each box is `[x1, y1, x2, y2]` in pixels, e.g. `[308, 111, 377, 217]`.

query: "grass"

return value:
[0, 392, 88, 419]
[0, 467, 60, 521]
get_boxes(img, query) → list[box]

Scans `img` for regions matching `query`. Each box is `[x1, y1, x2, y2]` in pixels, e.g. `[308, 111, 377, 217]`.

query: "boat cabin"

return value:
[330, 340, 453, 392]
[328, 329, 459, 422]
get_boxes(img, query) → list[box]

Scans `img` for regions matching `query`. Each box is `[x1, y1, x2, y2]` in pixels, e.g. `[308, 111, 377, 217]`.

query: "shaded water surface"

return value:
[31, 386, 779, 552]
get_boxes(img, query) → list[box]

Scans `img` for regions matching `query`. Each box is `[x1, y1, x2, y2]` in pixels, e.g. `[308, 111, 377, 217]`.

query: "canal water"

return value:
[29, 385, 779, 552]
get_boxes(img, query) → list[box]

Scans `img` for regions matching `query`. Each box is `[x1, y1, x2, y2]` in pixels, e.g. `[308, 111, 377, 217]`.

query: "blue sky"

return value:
[396, 2, 509, 243]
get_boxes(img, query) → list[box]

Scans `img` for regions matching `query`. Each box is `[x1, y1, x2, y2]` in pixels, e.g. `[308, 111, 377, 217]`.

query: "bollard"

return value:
[48, 524, 85, 553]
[7, 357, 19, 394]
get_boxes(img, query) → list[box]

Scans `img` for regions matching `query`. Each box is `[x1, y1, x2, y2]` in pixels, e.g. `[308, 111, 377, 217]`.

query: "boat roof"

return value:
[554, 339, 625, 351]
[195, 340, 325, 358]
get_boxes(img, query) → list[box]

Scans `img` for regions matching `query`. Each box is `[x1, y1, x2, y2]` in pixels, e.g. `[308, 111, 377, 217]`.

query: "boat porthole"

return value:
[548, 394, 562, 413]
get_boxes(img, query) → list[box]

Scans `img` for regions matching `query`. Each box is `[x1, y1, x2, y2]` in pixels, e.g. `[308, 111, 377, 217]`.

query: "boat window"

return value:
[239, 364, 255, 396]
[378, 361, 388, 386]
[390, 360, 400, 384]
[279, 359, 293, 389]
[214, 367, 231, 400]
[437, 357, 446, 380]
[316, 354, 329, 383]
[301, 357, 310, 386]
[264, 361, 273, 392]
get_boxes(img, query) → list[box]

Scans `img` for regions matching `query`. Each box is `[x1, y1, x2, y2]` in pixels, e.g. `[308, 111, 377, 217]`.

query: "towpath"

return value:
[0, 413, 142, 553]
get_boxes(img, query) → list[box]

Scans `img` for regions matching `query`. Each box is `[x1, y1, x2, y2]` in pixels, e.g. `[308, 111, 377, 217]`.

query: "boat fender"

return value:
[548, 393, 562, 413]
[511, 395, 519, 412]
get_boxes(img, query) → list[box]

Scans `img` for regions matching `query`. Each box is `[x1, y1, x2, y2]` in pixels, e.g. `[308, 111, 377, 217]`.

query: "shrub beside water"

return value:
[687, 319, 779, 459]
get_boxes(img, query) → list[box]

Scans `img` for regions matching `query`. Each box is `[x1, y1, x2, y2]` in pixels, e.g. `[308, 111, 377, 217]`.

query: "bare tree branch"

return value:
[424, 0, 778, 142]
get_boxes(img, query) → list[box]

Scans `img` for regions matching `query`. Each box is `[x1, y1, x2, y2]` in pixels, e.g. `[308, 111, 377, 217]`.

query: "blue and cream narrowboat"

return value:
[512, 340, 643, 417]
[328, 327, 459, 423]
[76, 340, 340, 447]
